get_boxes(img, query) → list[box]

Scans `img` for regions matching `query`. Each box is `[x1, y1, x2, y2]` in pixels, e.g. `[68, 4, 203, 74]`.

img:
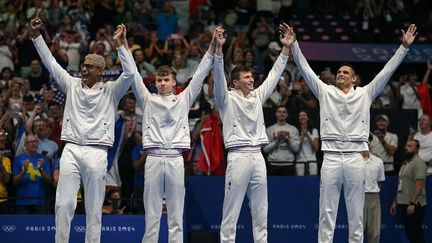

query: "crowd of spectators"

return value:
[0, 0, 431, 214]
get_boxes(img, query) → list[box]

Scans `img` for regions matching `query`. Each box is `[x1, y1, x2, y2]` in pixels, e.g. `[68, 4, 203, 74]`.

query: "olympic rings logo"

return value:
[2, 225, 16, 232]
[190, 224, 202, 230]
[74, 226, 86, 233]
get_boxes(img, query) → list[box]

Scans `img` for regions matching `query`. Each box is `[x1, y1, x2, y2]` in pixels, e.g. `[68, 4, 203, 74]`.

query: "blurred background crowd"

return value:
[0, 0, 431, 215]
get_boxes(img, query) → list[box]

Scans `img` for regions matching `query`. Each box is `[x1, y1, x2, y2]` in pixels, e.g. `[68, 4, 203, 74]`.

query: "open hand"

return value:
[279, 23, 296, 47]
[401, 24, 417, 48]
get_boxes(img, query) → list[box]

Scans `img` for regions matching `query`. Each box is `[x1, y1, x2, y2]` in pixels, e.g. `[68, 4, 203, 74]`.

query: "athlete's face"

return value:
[233, 71, 254, 95]
[155, 74, 176, 95]
[335, 66, 356, 90]
[81, 59, 103, 87]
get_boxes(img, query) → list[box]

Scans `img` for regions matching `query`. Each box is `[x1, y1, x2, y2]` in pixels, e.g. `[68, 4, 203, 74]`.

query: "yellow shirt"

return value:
[0, 157, 12, 202]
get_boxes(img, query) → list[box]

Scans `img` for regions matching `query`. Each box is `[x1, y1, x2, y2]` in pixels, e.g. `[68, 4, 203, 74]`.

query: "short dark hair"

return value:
[48, 101, 61, 109]
[230, 65, 253, 81]
[132, 48, 144, 57]
[339, 63, 356, 75]
[407, 138, 420, 150]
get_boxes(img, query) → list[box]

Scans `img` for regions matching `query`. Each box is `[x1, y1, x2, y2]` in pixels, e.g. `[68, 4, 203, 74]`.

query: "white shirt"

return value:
[0, 45, 14, 71]
[414, 131, 432, 163]
[370, 132, 398, 171]
[296, 128, 319, 162]
[400, 83, 421, 110]
[364, 154, 385, 193]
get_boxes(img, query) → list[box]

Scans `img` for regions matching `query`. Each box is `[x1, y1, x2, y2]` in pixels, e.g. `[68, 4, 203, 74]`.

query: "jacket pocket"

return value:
[63, 116, 73, 136]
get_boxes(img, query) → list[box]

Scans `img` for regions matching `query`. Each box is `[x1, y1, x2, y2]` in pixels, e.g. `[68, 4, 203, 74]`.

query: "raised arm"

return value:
[213, 27, 229, 111]
[255, 23, 290, 101]
[287, 25, 326, 98]
[366, 24, 416, 99]
[181, 28, 221, 107]
[120, 26, 150, 107]
[422, 61, 432, 85]
[111, 24, 136, 102]
[30, 18, 74, 93]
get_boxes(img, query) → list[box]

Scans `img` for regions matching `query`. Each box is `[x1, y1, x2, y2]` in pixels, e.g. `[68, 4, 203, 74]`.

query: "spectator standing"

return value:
[412, 114, 432, 174]
[12, 134, 52, 214]
[263, 106, 300, 175]
[370, 114, 398, 174]
[0, 128, 12, 214]
[296, 110, 320, 176]
[363, 135, 385, 243]
[390, 139, 427, 243]
[155, 1, 179, 41]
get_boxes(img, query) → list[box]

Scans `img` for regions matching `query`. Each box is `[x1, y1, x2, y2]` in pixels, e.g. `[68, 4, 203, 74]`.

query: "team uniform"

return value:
[214, 53, 288, 243]
[291, 41, 409, 243]
[363, 154, 385, 243]
[130, 51, 214, 243]
[33, 35, 134, 243]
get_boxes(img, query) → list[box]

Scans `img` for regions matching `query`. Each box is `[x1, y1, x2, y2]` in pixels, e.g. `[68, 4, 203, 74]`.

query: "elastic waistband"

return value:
[148, 153, 182, 158]
[269, 162, 294, 166]
[324, 151, 363, 155]
[228, 146, 261, 153]
[147, 148, 182, 157]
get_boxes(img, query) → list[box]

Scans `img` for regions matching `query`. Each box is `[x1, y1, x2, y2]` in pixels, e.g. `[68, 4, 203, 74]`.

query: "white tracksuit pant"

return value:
[220, 151, 268, 243]
[142, 154, 185, 243]
[55, 143, 108, 243]
[318, 152, 365, 243]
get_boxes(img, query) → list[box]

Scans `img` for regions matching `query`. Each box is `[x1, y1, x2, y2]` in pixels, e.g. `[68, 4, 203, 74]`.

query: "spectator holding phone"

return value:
[370, 114, 398, 175]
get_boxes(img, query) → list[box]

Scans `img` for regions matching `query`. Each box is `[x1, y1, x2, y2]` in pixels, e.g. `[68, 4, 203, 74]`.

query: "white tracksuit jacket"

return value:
[130, 51, 213, 243]
[291, 41, 409, 151]
[214, 55, 288, 149]
[33, 35, 134, 243]
[132, 52, 213, 150]
[291, 41, 409, 243]
[214, 53, 288, 243]
[33, 35, 134, 147]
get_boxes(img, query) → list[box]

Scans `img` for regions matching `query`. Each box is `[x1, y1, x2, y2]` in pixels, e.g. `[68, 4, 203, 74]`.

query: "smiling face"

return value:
[24, 134, 39, 155]
[418, 114, 431, 131]
[233, 71, 254, 95]
[81, 55, 104, 87]
[298, 111, 309, 124]
[336, 65, 356, 91]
